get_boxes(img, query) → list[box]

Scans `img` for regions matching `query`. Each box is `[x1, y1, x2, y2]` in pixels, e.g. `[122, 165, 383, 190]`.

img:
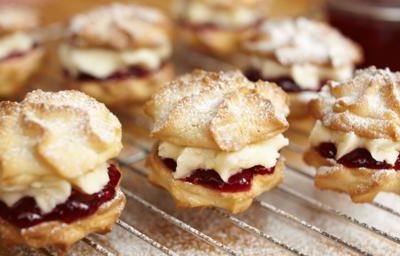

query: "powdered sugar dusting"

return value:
[71, 3, 166, 32]
[68, 3, 170, 49]
[146, 70, 289, 151]
[244, 18, 362, 67]
[24, 89, 121, 144]
[314, 67, 400, 140]
[317, 164, 398, 179]
[101, 187, 125, 212]
[316, 164, 338, 176]
[372, 169, 397, 182]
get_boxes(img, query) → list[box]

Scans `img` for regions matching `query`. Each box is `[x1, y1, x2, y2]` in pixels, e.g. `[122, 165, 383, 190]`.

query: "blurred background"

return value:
[0, 1, 399, 255]
[0, 0, 324, 22]
[0, 0, 398, 70]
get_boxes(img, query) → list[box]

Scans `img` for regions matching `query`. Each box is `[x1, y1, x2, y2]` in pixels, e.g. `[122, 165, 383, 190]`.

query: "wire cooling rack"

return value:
[3, 16, 400, 256]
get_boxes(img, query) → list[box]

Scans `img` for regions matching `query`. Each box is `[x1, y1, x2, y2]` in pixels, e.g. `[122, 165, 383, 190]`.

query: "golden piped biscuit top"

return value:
[0, 5, 40, 34]
[146, 70, 289, 151]
[243, 18, 362, 68]
[0, 90, 122, 187]
[67, 3, 172, 50]
[311, 67, 400, 141]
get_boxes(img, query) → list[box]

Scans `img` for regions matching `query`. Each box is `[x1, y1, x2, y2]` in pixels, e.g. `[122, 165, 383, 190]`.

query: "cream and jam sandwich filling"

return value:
[305, 67, 400, 202]
[173, 0, 266, 56]
[158, 134, 288, 192]
[242, 18, 362, 94]
[60, 3, 172, 82]
[0, 90, 124, 229]
[310, 121, 400, 171]
[0, 165, 121, 229]
[0, 30, 38, 63]
[146, 70, 289, 212]
[0, 5, 44, 97]
[59, 4, 174, 105]
[0, 5, 40, 62]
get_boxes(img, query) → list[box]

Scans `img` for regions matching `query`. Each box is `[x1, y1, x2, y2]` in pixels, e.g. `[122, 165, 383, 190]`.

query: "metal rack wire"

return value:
[8, 21, 400, 256]
[67, 122, 398, 256]
[99, 68, 400, 255]
[15, 107, 400, 256]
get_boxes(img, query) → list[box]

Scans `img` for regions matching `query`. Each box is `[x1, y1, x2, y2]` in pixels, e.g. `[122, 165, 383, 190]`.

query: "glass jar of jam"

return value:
[326, 0, 400, 71]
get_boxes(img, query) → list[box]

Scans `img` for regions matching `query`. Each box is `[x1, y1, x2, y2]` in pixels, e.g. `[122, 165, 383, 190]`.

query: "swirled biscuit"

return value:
[174, 0, 266, 56]
[241, 18, 362, 130]
[0, 90, 125, 253]
[146, 69, 289, 151]
[146, 70, 289, 212]
[60, 3, 174, 105]
[0, 5, 44, 98]
[305, 67, 400, 202]
[311, 67, 400, 140]
[68, 3, 171, 50]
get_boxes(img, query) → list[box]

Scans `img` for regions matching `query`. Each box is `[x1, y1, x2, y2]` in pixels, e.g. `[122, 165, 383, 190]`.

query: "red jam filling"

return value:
[317, 142, 400, 170]
[162, 158, 275, 192]
[0, 165, 120, 229]
[0, 43, 39, 62]
[66, 61, 167, 82]
[245, 69, 326, 93]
